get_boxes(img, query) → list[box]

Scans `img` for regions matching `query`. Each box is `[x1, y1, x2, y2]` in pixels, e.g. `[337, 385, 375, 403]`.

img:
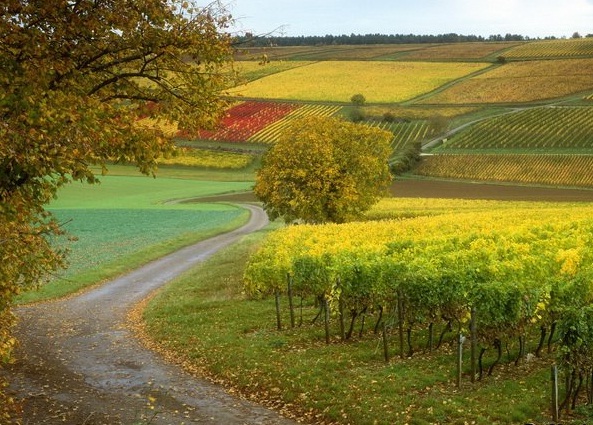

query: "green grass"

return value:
[143, 224, 585, 425]
[19, 171, 253, 303]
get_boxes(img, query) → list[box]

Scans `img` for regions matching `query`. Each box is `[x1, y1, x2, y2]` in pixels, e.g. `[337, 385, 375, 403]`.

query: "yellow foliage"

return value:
[556, 248, 582, 277]
[158, 148, 253, 169]
[136, 117, 178, 137]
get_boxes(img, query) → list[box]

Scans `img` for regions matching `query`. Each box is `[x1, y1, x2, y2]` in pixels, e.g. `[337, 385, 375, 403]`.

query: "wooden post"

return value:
[457, 333, 465, 388]
[338, 278, 345, 341]
[287, 273, 295, 328]
[382, 321, 389, 363]
[274, 288, 282, 331]
[324, 296, 330, 344]
[398, 289, 405, 359]
[470, 307, 477, 383]
[551, 364, 559, 422]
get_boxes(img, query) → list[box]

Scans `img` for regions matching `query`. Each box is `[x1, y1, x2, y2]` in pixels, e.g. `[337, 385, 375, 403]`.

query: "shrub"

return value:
[350, 93, 366, 106]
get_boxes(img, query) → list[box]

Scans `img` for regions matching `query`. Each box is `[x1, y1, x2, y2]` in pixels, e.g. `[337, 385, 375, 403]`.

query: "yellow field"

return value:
[229, 61, 490, 103]
[420, 58, 593, 104]
[158, 148, 253, 169]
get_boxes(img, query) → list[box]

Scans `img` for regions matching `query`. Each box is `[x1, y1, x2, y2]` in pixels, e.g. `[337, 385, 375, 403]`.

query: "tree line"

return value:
[237, 32, 545, 47]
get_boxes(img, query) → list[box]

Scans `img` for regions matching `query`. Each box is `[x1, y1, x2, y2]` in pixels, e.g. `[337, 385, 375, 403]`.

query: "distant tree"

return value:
[572, 32, 582, 39]
[254, 116, 393, 224]
[350, 93, 366, 105]
[0, 0, 234, 416]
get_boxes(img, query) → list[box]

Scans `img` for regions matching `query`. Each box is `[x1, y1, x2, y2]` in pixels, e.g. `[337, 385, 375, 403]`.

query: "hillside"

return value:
[181, 38, 593, 189]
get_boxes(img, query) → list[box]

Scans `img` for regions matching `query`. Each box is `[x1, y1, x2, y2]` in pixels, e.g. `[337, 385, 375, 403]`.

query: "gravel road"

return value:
[6, 204, 300, 425]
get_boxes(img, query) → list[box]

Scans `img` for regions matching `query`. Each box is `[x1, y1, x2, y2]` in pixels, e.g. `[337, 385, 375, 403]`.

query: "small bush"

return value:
[383, 112, 397, 122]
[350, 93, 366, 106]
[349, 108, 367, 123]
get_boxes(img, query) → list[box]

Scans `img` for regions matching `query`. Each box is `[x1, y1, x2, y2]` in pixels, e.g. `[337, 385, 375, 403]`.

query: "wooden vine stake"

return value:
[338, 278, 345, 341]
[457, 333, 465, 388]
[287, 273, 295, 328]
[551, 364, 559, 422]
[324, 296, 330, 344]
[274, 288, 282, 331]
[382, 321, 390, 363]
[397, 289, 405, 359]
[470, 307, 477, 383]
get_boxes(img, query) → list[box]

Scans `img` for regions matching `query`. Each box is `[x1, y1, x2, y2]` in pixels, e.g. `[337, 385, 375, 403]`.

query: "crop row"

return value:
[365, 120, 434, 150]
[243, 202, 593, 398]
[188, 101, 299, 142]
[247, 104, 342, 143]
[178, 101, 344, 143]
[435, 106, 593, 151]
[503, 38, 593, 59]
[421, 59, 593, 104]
[415, 153, 593, 187]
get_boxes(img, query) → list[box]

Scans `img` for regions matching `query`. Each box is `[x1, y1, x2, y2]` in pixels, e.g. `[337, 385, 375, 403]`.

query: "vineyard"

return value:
[247, 104, 342, 143]
[179, 39, 593, 188]
[235, 44, 440, 61]
[243, 199, 593, 419]
[420, 58, 593, 104]
[434, 106, 593, 151]
[415, 154, 593, 187]
[229, 61, 490, 103]
[177, 100, 439, 149]
[502, 37, 593, 59]
[366, 119, 435, 150]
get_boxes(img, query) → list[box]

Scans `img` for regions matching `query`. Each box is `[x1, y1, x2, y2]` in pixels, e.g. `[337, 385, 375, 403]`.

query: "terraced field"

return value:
[434, 106, 593, 152]
[416, 154, 593, 187]
[420, 58, 593, 104]
[502, 37, 593, 59]
[186, 37, 593, 188]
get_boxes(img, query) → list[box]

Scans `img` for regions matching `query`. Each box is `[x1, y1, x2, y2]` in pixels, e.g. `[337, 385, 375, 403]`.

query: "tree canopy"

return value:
[254, 116, 393, 224]
[0, 0, 235, 415]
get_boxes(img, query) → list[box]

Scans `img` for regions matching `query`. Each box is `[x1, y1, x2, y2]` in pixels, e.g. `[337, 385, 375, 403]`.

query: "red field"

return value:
[180, 101, 299, 142]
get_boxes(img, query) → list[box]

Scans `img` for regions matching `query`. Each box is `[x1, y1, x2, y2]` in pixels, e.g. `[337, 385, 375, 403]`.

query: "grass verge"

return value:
[142, 224, 585, 425]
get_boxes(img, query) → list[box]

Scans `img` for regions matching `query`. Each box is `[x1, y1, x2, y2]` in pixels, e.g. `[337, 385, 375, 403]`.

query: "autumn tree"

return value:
[0, 0, 235, 415]
[254, 116, 393, 224]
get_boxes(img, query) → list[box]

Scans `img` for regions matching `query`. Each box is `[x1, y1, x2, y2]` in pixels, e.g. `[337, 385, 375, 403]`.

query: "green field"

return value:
[19, 172, 252, 303]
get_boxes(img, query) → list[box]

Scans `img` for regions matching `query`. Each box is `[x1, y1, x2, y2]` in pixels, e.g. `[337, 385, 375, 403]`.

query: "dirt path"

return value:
[6, 204, 299, 425]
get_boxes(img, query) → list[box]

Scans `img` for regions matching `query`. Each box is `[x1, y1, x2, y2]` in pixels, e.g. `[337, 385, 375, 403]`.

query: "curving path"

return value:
[7, 204, 299, 424]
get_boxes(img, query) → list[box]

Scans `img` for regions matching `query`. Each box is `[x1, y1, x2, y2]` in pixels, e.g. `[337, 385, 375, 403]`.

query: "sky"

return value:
[226, 0, 593, 39]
